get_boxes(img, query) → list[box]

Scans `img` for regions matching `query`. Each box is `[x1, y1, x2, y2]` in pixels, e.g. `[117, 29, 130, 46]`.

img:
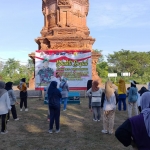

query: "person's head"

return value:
[92, 80, 99, 92]
[105, 81, 114, 100]
[130, 80, 138, 87]
[119, 79, 125, 84]
[140, 92, 150, 110]
[43, 59, 49, 68]
[5, 82, 13, 91]
[0, 81, 5, 89]
[21, 78, 26, 82]
[50, 81, 57, 89]
[139, 86, 149, 96]
[61, 77, 67, 83]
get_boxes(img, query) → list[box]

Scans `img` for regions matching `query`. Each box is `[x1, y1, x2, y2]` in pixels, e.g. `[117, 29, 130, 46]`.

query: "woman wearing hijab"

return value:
[101, 81, 116, 134]
[114, 79, 126, 111]
[128, 80, 138, 118]
[0, 81, 11, 134]
[5, 82, 19, 121]
[115, 92, 150, 149]
[59, 78, 69, 111]
[17, 78, 28, 111]
[137, 87, 149, 112]
[48, 81, 62, 133]
[87, 80, 102, 121]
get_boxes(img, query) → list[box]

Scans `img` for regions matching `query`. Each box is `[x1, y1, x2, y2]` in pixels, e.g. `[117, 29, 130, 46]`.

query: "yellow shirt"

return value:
[114, 83, 126, 94]
[17, 83, 27, 92]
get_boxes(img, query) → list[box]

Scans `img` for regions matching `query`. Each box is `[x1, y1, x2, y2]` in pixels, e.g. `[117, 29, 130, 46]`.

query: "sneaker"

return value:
[25, 108, 28, 111]
[14, 118, 19, 121]
[101, 130, 108, 134]
[1, 130, 8, 134]
[93, 119, 97, 122]
[20, 109, 22, 111]
[7, 120, 9, 122]
[63, 109, 66, 111]
[55, 129, 60, 133]
[49, 130, 53, 134]
[109, 131, 113, 134]
[97, 120, 100, 122]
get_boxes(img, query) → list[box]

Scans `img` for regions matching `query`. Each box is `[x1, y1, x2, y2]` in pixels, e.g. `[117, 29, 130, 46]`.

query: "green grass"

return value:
[0, 98, 133, 150]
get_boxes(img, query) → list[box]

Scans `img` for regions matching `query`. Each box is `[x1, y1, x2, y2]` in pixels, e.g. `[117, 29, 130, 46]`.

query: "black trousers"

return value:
[49, 106, 60, 130]
[20, 97, 27, 109]
[8, 105, 17, 120]
[0, 114, 7, 132]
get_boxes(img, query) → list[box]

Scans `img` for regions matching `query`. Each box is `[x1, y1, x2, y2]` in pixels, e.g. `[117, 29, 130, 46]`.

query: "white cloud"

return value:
[88, 0, 150, 28]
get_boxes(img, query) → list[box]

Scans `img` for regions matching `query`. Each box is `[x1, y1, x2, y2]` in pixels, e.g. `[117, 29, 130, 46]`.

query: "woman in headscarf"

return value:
[59, 77, 69, 111]
[114, 79, 126, 111]
[48, 81, 62, 133]
[115, 92, 150, 149]
[17, 78, 28, 111]
[137, 86, 149, 112]
[5, 82, 19, 121]
[0, 81, 11, 134]
[101, 81, 116, 134]
[128, 80, 138, 118]
[87, 80, 102, 121]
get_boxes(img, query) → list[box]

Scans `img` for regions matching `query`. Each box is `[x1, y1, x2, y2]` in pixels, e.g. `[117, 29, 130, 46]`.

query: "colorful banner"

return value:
[35, 50, 92, 90]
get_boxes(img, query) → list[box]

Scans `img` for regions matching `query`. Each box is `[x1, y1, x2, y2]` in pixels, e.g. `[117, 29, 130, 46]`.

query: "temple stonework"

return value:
[29, 0, 101, 88]
[35, 0, 95, 50]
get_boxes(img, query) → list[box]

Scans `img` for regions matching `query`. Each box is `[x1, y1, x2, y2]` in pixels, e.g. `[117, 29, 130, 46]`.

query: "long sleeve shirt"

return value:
[8, 90, 17, 105]
[0, 92, 11, 115]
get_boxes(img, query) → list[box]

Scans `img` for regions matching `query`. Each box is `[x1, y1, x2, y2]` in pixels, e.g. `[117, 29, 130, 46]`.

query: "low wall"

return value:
[13, 84, 148, 99]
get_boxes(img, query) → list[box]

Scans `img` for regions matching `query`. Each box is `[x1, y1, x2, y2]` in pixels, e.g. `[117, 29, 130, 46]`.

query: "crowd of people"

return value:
[0, 76, 150, 149]
[87, 79, 150, 149]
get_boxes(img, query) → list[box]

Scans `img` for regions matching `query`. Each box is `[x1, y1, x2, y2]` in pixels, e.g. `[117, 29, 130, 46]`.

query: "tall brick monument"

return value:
[29, 0, 101, 88]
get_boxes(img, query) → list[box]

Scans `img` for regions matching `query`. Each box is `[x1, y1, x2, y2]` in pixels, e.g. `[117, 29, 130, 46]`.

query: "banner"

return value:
[35, 50, 92, 90]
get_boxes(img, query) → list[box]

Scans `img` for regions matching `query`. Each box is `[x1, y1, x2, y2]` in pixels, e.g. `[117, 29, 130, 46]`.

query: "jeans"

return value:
[118, 94, 126, 111]
[49, 106, 60, 130]
[61, 97, 68, 110]
[92, 106, 101, 120]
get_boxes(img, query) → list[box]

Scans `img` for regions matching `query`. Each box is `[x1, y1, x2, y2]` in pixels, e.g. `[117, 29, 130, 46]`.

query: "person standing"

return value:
[0, 81, 11, 134]
[5, 82, 19, 121]
[115, 92, 150, 149]
[101, 81, 116, 134]
[114, 79, 126, 111]
[17, 78, 28, 111]
[59, 78, 69, 111]
[128, 80, 138, 118]
[87, 80, 102, 121]
[48, 81, 62, 133]
[87, 80, 93, 110]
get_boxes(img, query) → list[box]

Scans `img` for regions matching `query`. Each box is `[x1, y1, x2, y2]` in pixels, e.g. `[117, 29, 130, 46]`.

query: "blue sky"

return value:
[0, 0, 150, 64]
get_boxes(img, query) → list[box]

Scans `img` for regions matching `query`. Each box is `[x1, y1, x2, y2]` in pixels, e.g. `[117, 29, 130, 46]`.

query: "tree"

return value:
[107, 49, 150, 76]
[93, 49, 108, 78]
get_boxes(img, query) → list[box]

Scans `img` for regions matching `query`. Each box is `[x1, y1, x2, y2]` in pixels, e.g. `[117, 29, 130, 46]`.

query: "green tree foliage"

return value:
[93, 49, 108, 78]
[0, 58, 34, 85]
[107, 49, 150, 76]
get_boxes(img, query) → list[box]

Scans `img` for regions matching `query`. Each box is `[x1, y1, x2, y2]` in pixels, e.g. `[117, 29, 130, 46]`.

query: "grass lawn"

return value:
[0, 98, 133, 150]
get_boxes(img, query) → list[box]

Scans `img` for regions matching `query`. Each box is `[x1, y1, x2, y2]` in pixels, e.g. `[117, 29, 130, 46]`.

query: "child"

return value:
[101, 81, 116, 134]
[5, 82, 19, 121]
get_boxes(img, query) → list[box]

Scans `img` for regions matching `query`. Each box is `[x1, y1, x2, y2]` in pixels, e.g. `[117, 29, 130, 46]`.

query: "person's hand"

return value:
[16, 101, 20, 105]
